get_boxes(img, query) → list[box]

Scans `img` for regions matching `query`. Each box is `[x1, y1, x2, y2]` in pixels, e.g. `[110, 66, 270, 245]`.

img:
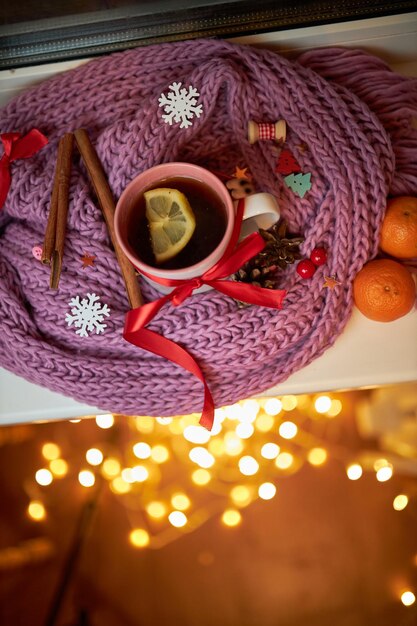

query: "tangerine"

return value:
[353, 259, 415, 322]
[379, 196, 417, 259]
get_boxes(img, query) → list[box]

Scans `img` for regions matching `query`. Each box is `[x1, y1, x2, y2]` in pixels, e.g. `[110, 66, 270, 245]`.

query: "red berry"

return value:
[310, 247, 327, 266]
[296, 259, 316, 279]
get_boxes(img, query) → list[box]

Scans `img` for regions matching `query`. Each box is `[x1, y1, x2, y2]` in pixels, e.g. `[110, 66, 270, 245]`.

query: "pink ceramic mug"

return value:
[114, 162, 279, 294]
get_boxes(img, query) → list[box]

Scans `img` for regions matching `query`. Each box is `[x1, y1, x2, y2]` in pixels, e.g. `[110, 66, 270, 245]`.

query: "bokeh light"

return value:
[171, 493, 191, 511]
[261, 443, 280, 460]
[208, 438, 225, 456]
[307, 448, 328, 466]
[191, 469, 211, 485]
[255, 413, 275, 432]
[146, 501, 167, 519]
[327, 399, 342, 417]
[110, 477, 131, 494]
[230, 485, 252, 507]
[189, 447, 215, 468]
[86, 448, 104, 466]
[222, 509, 242, 527]
[131, 465, 149, 482]
[275, 452, 294, 470]
[42, 443, 60, 461]
[95, 414, 114, 429]
[49, 458, 68, 477]
[264, 398, 282, 416]
[27, 500, 46, 521]
[183, 425, 211, 444]
[224, 433, 244, 456]
[223, 403, 243, 420]
[239, 399, 260, 423]
[314, 395, 332, 414]
[401, 591, 416, 607]
[151, 445, 170, 464]
[393, 495, 409, 511]
[135, 416, 155, 433]
[78, 470, 95, 487]
[278, 421, 298, 439]
[133, 442, 151, 459]
[258, 482, 276, 500]
[376, 465, 393, 482]
[281, 396, 297, 411]
[129, 528, 150, 548]
[156, 417, 173, 425]
[35, 469, 53, 486]
[346, 464, 363, 480]
[238, 456, 259, 476]
[236, 422, 255, 439]
[101, 457, 121, 479]
[168, 511, 187, 528]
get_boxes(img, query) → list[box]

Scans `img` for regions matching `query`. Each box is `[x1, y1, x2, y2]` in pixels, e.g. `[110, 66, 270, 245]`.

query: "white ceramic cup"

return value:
[114, 163, 280, 294]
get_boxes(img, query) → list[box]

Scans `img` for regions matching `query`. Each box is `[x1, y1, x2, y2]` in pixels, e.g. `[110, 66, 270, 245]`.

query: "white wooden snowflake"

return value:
[158, 82, 203, 129]
[65, 293, 110, 338]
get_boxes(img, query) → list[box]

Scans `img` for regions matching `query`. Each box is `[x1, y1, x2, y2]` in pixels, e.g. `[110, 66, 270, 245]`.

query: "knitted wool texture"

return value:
[1, 40, 416, 416]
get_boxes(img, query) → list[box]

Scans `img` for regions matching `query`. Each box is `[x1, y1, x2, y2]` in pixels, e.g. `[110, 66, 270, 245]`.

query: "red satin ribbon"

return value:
[0, 129, 49, 209]
[123, 199, 286, 430]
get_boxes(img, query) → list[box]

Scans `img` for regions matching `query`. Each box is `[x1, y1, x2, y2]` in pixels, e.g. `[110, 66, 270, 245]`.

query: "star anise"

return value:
[257, 220, 304, 270]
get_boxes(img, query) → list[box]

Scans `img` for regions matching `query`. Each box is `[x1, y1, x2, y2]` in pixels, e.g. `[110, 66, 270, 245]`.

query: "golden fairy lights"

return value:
[278, 421, 298, 439]
[393, 495, 409, 511]
[27, 500, 46, 521]
[169, 511, 187, 528]
[25, 389, 416, 612]
[192, 468, 211, 485]
[401, 591, 416, 607]
[347, 463, 363, 480]
[50, 458, 68, 478]
[231, 485, 253, 507]
[132, 442, 151, 459]
[307, 448, 327, 466]
[35, 468, 53, 486]
[314, 395, 332, 414]
[146, 501, 167, 519]
[78, 470, 95, 487]
[129, 528, 150, 548]
[95, 413, 114, 429]
[258, 482, 276, 500]
[222, 509, 241, 527]
[42, 442, 61, 460]
[86, 448, 104, 466]
[375, 459, 394, 482]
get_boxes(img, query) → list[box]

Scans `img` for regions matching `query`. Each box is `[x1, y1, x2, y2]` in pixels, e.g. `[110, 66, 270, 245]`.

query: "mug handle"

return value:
[239, 193, 280, 239]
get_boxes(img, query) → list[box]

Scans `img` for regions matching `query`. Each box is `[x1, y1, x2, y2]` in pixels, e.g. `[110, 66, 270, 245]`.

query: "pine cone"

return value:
[233, 264, 277, 290]
[232, 219, 304, 292]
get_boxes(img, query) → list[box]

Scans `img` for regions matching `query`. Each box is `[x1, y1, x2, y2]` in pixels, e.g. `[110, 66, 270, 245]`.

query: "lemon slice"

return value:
[144, 187, 196, 263]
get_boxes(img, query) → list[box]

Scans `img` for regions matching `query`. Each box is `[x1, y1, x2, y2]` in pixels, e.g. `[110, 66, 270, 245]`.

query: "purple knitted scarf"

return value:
[1, 40, 416, 417]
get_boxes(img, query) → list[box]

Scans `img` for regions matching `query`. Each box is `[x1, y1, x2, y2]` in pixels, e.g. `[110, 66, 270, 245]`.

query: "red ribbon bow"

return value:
[0, 129, 49, 209]
[123, 199, 287, 430]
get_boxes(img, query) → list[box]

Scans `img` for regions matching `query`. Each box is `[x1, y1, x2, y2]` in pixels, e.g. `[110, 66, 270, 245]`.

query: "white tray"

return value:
[1, 12, 417, 424]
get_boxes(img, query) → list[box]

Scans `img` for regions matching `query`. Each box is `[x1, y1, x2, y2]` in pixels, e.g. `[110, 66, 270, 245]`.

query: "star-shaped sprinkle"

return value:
[81, 253, 96, 269]
[296, 143, 308, 153]
[233, 166, 252, 181]
[323, 275, 341, 290]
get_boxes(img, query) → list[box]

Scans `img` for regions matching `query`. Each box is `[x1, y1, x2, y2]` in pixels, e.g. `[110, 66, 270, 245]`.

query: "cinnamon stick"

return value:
[42, 135, 67, 264]
[50, 133, 74, 288]
[74, 128, 143, 309]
